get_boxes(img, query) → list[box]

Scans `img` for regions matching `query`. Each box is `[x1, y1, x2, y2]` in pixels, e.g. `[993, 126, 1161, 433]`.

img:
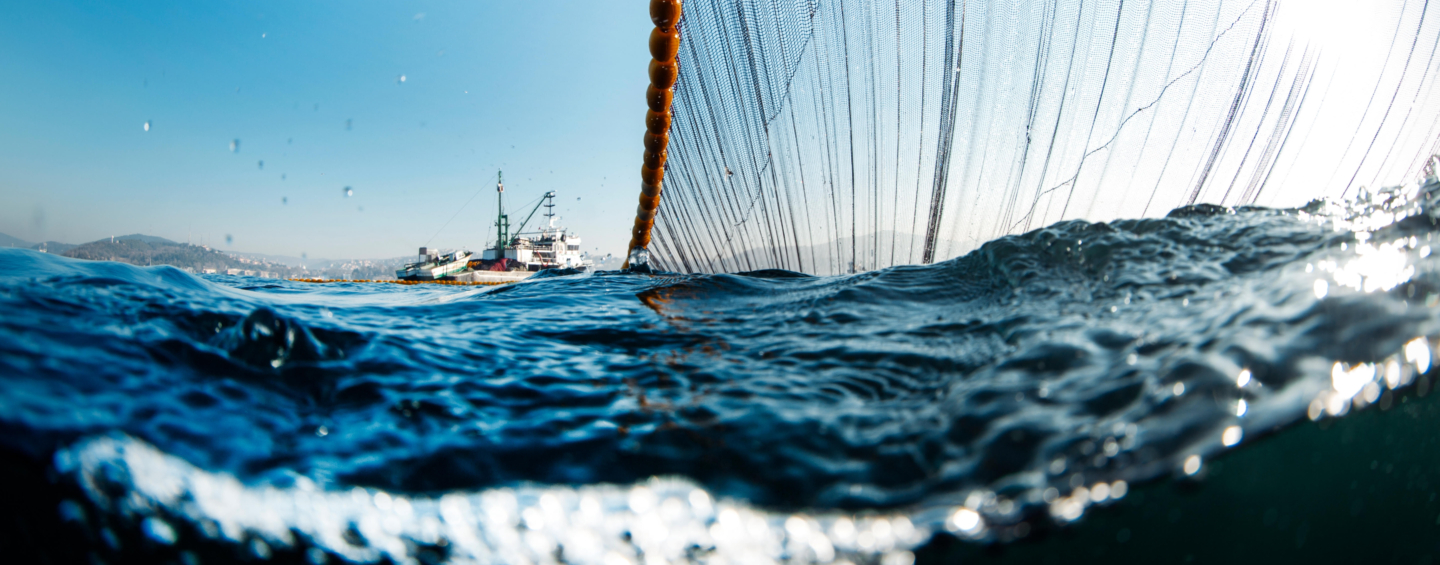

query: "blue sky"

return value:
[0, 1, 651, 259]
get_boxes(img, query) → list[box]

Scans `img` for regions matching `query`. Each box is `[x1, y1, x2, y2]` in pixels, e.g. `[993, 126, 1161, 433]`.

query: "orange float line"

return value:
[623, 0, 683, 270]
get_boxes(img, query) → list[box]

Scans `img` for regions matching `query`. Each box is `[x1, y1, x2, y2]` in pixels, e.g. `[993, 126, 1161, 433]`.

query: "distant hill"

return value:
[589, 254, 625, 271]
[229, 251, 336, 268]
[61, 237, 307, 277]
[65, 238, 264, 272]
[1, 232, 423, 280]
[31, 241, 78, 254]
[53, 234, 408, 279]
[697, 230, 965, 275]
[0, 232, 79, 254]
[0, 232, 32, 248]
[113, 234, 179, 245]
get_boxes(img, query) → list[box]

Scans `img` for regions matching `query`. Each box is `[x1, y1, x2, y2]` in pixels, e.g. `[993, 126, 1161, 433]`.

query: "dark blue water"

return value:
[4, 179, 1440, 564]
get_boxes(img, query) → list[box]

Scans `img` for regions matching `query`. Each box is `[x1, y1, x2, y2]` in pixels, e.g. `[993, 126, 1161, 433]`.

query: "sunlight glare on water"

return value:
[5, 175, 1440, 563]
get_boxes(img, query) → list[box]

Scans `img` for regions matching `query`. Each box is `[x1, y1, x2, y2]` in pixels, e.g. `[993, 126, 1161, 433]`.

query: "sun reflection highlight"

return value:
[1406, 338, 1431, 373]
[1331, 361, 1374, 400]
[1221, 426, 1243, 447]
[1315, 236, 1415, 294]
[1183, 455, 1202, 476]
[949, 508, 982, 535]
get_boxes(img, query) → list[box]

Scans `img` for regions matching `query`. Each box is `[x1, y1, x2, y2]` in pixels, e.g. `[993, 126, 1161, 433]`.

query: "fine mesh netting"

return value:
[650, 0, 1440, 274]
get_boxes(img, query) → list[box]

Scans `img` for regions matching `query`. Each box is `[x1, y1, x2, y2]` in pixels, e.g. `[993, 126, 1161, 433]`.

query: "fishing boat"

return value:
[471, 173, 591, 272]
[395, 173, 589, 282]
[395, 248, 472, 281]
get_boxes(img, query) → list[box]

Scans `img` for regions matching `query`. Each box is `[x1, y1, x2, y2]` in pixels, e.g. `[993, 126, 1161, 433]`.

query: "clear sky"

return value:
[0, 1, 652, 260]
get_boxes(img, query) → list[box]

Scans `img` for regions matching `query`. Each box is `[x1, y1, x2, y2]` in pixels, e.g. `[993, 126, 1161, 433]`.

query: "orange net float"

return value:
[649, 28, 681, 62]
[642, 131, 669, 156]
[650, 0, 681, 31]
[647, 60, 680, 89]
[645, 109, 672, 133]
[640, 161, 665, 188]
[645, 86, 673, 112]
[625, 0, 683, 270]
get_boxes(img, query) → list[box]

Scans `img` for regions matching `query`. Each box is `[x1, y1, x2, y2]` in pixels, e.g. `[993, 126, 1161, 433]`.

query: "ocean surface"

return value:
[4, 179, 1440, 564]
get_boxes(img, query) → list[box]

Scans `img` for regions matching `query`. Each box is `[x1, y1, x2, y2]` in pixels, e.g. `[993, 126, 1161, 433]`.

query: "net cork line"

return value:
[623, 0, 683, 270]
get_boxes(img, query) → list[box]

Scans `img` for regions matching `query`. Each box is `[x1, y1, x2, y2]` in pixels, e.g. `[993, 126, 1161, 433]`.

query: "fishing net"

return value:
[650, 0, 1440, 274]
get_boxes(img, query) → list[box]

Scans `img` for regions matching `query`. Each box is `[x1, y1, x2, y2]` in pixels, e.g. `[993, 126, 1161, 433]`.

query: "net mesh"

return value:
[651, 0, 1440, 274]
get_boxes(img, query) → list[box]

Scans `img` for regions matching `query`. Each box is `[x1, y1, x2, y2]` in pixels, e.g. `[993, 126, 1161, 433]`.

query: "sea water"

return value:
[3, 179, 1440, 564]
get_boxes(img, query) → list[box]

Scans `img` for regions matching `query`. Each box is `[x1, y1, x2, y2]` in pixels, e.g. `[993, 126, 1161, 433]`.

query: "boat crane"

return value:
[507, 190, 556, 248]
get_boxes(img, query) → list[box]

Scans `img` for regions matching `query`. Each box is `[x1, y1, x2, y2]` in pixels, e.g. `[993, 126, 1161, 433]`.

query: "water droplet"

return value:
[141, 517, 177, 545]
[344, 187, 353, 198]
[397, 74, 407, 84]
[143, 121, 151, 132]
[281, 173, 287, 180]
[230, 139, 240, 153]
[225, 234, 233, 245]
[345, 119, 352, 131]
[250, 539, 271, 560]
[1221, 426, 1243, 447]
[261, 32, 266, 38]
[281, 197, 287, 205]
[257, 160, 264, 170]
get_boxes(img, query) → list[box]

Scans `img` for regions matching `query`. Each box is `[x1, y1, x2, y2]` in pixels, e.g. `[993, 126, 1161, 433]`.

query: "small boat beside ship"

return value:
[395, 249, 472, 281]
[396, 172, 591, 282]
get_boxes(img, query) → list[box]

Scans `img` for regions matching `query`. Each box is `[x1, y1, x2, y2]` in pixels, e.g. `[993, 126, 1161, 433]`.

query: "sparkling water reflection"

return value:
[4, 178, 1440, 563]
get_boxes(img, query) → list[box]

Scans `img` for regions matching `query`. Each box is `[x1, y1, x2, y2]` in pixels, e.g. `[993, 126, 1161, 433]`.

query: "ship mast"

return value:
[544, 190, 557, 231]
[494, 171, 510, 249]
